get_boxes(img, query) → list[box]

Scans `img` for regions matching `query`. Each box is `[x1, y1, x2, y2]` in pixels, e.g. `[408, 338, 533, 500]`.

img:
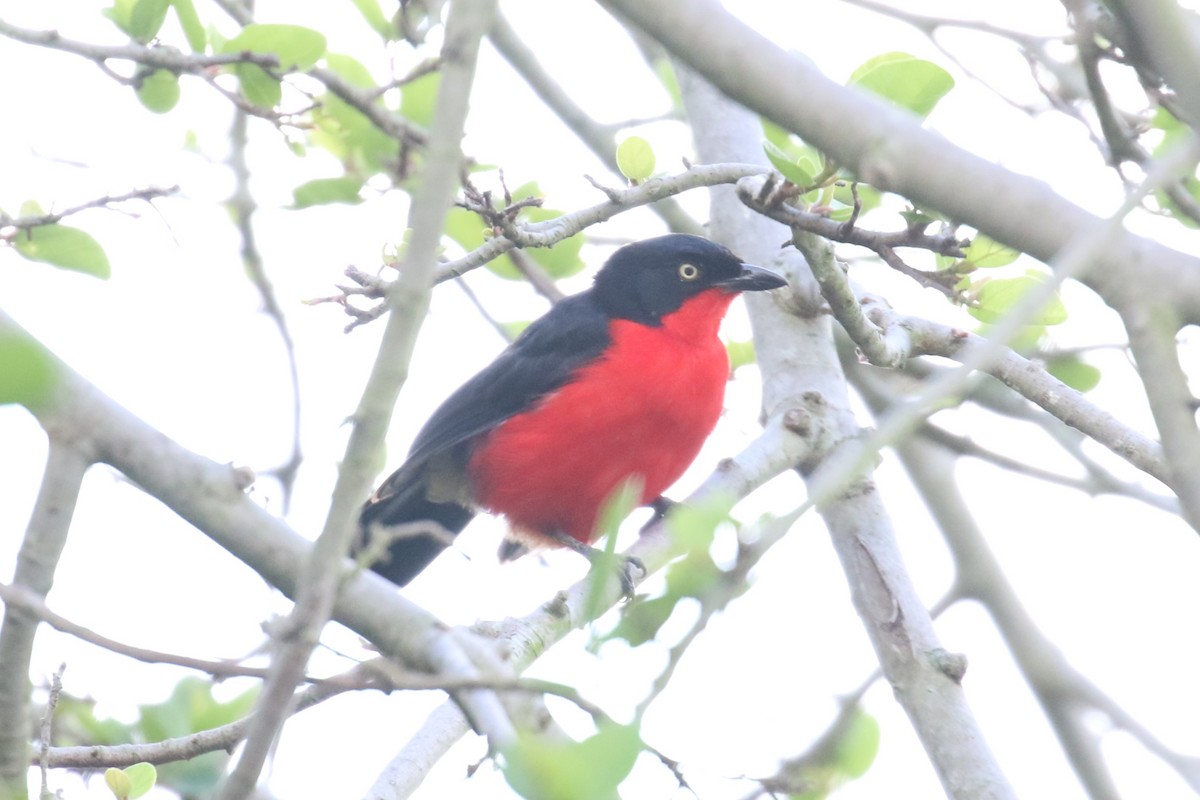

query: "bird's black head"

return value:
[591, 234, 786, 325]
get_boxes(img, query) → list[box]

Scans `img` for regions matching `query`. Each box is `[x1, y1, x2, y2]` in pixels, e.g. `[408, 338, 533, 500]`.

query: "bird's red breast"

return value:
[466, 287, 738, 547]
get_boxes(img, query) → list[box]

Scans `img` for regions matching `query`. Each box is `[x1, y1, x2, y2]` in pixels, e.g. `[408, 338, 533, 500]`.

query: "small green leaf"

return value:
[136, 68, 181, 113]
[106, 767, 132, 799]
[606, 594, 680, 646]
[849, 52, 955, 118]
[14, 224, 111, 279]
[1046, 356, 1102, 392]
[170, 0, 205, 51]
[763, 140, 815, 187]
[967, 276, 1067, 326]
[400, 72, 441, 128]
[837, 712, 881, 779]
[324, 52, 375, 88]
[664, 550, 722, 599]
[727, 338, 757, 370]
[665, 493, 733, 554]
[233, 63, 281, 107]
[129, 0, 169, 41]
[962, 234, 1019, 268]
[103, 0, 137, 35]
[0, 335, 56, 409]
[616, 136, 655, 183]
[222, 23, 327, 70]
[292, 176, 365, 208]
[653, 59, 682, 110]
[124, 763, 158, 799]
[503, 723, 643, 800]
[349, 0, 394, 38]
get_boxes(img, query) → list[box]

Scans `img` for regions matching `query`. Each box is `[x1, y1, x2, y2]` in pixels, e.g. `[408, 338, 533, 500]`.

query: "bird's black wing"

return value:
[358, 291, 612, 584]
[413, 292, 611, 462]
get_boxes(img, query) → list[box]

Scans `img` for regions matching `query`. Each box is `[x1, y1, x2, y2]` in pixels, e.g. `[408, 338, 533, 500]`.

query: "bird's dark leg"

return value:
[542, 528, 645, 599]
[640, 495, 677, 534]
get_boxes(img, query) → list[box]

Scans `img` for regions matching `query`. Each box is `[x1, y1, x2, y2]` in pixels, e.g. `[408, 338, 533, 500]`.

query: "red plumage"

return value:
[467, 288, 737, 547]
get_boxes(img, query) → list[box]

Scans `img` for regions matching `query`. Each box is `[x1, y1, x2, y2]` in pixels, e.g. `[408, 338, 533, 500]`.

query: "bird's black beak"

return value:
[717, 263, 788, 292]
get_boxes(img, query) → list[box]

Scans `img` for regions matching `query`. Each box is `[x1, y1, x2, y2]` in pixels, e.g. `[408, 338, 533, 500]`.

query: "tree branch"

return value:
[596, 0, 1200, 326]
[220, 1, 507, 796]
[0, 438, 89, 796]
[0, 17, 280, 73]
[487, 9, 702, 236]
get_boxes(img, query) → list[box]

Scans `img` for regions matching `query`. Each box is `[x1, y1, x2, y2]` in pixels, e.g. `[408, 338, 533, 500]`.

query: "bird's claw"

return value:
[618, 554, 646, 600]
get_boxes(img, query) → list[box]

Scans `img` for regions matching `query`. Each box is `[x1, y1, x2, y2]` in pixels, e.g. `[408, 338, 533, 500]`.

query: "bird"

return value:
[356, 233, 786, 589]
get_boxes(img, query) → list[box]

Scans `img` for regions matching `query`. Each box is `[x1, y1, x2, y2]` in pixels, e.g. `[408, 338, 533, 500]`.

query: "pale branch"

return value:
[738, 173, 967, 296]
[791, 228, 910, 369]
[920, 423, 1179, 513]
[1119, 296, 1200, 532]
[0, 186, 179, 237]
[227, 109, 303, 511]
[487, 9, 702, 236]
[597, 0, 1200, 326]
[1110, 1, 1200, 128]
[0, 438, 89, 795]
[37, 664, 64, 799]
[0, 17, 281, 74]
[871, 308, 1169, 487]
[39, 666, 375, 770]
[675, 61, 1016, 799]
[329, 163, 767, 330]
[309, 66, 428, 149]
[36, 662, 622, 771]
[0, 581, 316, 683]
[0, 308, 539, 767]
[897, 438, 1200, 797]
[221, 1, 507, 796]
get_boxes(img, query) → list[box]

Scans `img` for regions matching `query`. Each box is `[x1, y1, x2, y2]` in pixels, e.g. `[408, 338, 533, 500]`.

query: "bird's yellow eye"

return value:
[678, 263, 700, 281]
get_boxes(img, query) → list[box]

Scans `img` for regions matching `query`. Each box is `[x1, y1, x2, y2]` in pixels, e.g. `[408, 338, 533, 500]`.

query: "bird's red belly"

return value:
[466, 317, 731, 546]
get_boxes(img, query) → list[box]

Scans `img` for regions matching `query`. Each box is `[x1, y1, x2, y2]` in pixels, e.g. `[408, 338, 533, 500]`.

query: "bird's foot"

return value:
[543, 528, 645, 600]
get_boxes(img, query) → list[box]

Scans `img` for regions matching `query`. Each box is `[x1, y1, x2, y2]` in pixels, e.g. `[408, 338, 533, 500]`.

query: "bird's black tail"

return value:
[356, 492, 474, 586]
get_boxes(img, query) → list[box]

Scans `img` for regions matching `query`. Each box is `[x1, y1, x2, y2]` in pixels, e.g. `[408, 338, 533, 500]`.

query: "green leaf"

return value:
[292, 176, 365, 208]
[653, 58, 682, 110]
[1046, 356, 1101, 392]
[605, 594, 680, 646]
[170, 0, 205, 51]
[849, 51, 955, 118]
[0, 335, 56, 409]
[222, 23, 327, 71]
[325, 52, 375, 88]
[837, 712, 881, 779]
[616, 136, 655, 182]
[129, 0, 169, 41]
[503, 723, 643, 800]
[233, 63, 281, 107]
[727, 338, 757, 371]
[14, 224, 111, 279]
[962, 234, 1019, 268]
[136, 68, 181, 113]
[665, 493, 733, 554]
[400, 72, 441, 128]
[763, 140, 815, 187]
[967, 276, 1067, 326]
[124, 763, 158, 799]
[106, 767, 132, 799]
[103, 0, 137, 35]
[349, 0, 394, 38]
[664, 550, 722, 600]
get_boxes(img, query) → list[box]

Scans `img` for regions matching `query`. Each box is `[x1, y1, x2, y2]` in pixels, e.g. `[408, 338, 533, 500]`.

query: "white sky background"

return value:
[1, 1, 1198, 799]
